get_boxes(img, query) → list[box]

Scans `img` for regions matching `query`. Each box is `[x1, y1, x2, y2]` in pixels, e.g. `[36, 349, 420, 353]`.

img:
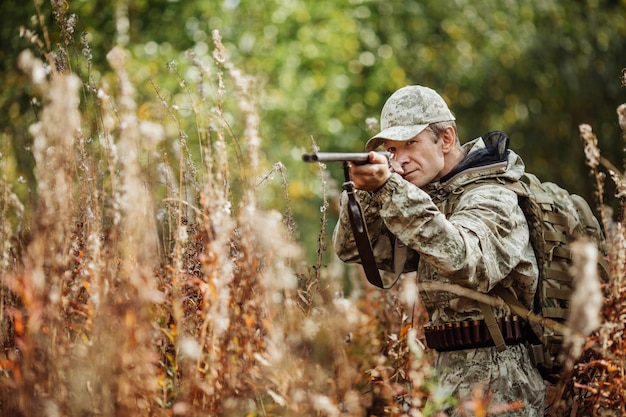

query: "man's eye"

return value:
[386, 147, 396, 153]
[406, 140, 417, 146]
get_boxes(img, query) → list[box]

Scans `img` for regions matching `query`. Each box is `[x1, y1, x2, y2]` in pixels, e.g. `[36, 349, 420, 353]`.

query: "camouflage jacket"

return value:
[333, 132, 539, 326]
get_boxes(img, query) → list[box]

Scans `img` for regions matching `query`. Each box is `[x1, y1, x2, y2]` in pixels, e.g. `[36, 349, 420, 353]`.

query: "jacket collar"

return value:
[423, 131, 525, 195]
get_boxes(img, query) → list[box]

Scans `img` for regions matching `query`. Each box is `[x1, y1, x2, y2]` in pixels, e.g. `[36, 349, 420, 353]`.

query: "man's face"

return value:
[383, 128, 445, 188]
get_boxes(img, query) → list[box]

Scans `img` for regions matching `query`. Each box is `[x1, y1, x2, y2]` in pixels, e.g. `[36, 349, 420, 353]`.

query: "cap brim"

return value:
[365, 124, 429, 151]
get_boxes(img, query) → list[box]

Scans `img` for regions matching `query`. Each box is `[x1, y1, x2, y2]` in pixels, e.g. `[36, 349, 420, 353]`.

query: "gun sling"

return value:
[343, 162, 405, 289]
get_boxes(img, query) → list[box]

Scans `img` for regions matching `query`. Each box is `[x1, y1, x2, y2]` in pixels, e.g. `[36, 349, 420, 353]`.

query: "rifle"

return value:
[303, 151, 403, 289]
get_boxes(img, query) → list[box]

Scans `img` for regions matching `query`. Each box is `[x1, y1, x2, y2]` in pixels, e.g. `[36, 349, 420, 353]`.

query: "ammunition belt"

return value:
[424, 315, 526, 352]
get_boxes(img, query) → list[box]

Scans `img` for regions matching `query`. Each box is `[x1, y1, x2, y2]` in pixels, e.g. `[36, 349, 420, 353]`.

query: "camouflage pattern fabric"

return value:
[366, 85, 456, 151]
[433, 344, 545, 416]
[333, 137, 545, 414]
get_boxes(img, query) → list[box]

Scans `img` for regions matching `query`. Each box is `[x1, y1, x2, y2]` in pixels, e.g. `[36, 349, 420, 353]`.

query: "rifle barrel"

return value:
[302, 151, 390, 163]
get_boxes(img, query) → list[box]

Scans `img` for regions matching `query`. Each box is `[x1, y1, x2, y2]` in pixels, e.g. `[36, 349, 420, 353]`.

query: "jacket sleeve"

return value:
[332, 186, 396, 269]
[332, 174, 423, 272]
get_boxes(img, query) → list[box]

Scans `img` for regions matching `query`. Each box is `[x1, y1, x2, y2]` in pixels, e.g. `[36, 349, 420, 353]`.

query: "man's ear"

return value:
[440, 126, 457, 152]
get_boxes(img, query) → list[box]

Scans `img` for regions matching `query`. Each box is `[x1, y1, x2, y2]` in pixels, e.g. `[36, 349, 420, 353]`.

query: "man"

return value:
[332, 85, 546, 416]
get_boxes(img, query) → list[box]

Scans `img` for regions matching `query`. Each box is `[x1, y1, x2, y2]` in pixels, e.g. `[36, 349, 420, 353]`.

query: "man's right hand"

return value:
[348, 151, 398, 192]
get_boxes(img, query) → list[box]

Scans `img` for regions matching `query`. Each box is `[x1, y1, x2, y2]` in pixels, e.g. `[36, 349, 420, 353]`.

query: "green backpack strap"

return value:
[479, 302, 507, 352]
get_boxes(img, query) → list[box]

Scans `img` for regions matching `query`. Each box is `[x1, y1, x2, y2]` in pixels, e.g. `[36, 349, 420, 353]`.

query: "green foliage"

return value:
[1, 0, 625, 263]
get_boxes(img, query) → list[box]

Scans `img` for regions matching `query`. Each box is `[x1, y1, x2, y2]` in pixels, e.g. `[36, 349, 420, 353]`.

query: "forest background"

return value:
[2, 0, 626, 260]
[1, 1, 626, 416]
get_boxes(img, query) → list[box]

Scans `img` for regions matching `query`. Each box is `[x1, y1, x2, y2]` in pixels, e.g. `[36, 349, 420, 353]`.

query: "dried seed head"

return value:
[568, 240, 602, 337]
[17, 49, 47, 86]
[366, 117, 379, 133]
[106, 46, 127, 71]
[618, 103, 626, 134]
[562, 240, 603, 371]
[579, 124, 600, 170]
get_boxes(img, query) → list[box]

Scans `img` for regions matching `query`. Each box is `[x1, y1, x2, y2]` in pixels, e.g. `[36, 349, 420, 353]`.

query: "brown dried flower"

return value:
[579, 124, 601, 170]
[562, 240, 603, 373]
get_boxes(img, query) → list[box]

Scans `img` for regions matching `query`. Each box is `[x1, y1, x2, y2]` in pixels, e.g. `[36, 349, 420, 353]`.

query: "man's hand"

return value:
[349, 151, 401, 192]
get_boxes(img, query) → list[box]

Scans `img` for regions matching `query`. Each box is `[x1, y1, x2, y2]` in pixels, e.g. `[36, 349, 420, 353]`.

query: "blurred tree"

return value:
[1, 0, 625, 264]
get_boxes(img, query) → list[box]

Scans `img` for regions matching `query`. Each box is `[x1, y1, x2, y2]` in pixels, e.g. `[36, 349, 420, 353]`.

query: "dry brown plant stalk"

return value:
[0, 23, 466, 417]
[556, 119, 626, 416]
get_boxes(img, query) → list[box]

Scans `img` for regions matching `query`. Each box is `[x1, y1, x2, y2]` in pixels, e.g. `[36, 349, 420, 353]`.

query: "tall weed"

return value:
[0, 4, 431, 417]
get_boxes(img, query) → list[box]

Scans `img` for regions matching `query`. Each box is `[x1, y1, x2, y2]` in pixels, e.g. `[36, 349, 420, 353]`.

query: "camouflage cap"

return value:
[365, 85, 456, 151]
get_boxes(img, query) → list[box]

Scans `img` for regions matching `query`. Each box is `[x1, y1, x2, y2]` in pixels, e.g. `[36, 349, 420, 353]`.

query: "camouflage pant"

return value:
[427, 344, 546, 417]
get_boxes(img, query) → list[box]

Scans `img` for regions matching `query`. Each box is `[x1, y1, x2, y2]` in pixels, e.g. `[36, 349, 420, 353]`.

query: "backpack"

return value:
[445, 171, 607, 379]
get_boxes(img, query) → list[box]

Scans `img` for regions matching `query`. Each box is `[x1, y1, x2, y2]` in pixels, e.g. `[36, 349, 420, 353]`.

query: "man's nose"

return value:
[393, 150, 409, 163]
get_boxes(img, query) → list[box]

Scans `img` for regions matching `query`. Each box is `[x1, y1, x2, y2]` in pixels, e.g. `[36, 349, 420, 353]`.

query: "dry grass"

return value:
[555, 117, 626, 417]
[1, 4, 625, 417]
[0, 5, 433, 417]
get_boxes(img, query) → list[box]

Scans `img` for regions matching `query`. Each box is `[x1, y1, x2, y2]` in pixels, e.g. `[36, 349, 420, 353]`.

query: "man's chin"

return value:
[403, 172, 429, 187]
[402, 171, 417, 182]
